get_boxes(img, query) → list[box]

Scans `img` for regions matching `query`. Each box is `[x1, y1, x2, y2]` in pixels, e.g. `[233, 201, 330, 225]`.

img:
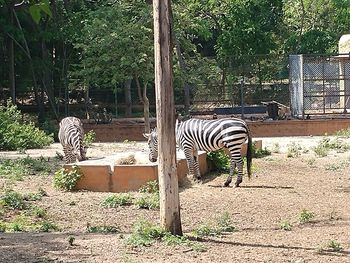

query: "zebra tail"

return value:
[246, 131, 253, 179]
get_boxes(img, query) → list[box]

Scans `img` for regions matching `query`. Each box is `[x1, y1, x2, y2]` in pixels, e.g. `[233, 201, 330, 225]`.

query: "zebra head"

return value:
[143, 129, 158, 162]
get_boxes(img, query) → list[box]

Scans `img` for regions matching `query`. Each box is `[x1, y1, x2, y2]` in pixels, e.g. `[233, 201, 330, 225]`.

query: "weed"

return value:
[30, 206, 47, 218]
[139, 180, 159, 194]
[299, 209, 315, 224]
[306, 158, 316, 166]
[68, 236, 75, 246]
[191, 224, 221, 238]
[134, 194, 160, 210]
[83, 130, 96, 147]
[102, 193, 133, 208]
[279, 220, 292, 231]
[127, 219, 165, 246]
[87, 224, 120, 233]
[39, 221, 59, 232]
[53, 165, 82, 191]
[253, 147, 271, 158]
[35, 258, 56, 263]
[1, 190, 26, 210]
[0, 221, 6, 232]
[326, 160, 349, 171]
[216, 212, 237, 232]
[287, 143, 302, 158]
[271, 143, 280, 153]
[327, 240, 343, 252]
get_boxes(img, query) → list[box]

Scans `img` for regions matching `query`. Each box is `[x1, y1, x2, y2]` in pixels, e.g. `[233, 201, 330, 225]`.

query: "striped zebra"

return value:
[144, 117, 252, 187]
[58, 117, 87, 164]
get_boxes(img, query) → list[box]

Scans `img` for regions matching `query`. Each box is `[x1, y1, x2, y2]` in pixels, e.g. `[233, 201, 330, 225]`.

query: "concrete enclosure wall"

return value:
[83, 119, 350, 142]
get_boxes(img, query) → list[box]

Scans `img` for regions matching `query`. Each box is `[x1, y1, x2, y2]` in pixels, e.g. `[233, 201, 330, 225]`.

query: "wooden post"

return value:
[153, 0, 182, 235]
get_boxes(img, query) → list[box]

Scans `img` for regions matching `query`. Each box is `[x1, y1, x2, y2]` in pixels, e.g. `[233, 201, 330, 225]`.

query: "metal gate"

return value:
[289, 54, 350, 119]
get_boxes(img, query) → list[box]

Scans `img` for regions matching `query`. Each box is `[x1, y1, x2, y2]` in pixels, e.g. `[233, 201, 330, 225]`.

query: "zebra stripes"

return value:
[144, 117, 252, 187]
[58, 117, 87, 164]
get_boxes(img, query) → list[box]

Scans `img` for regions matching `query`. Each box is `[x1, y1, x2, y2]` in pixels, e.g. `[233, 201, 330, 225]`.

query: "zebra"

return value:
[58, 117, 87, 164]
[144, 117, 252, 187]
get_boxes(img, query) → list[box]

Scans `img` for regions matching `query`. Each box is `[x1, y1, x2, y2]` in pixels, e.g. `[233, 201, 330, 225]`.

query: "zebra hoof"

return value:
[224, 181, 231, 187]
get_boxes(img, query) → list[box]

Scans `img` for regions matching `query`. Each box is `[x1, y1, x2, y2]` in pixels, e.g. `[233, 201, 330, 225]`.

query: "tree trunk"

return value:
[124, 79, 132, 117]
[135, 75, 151, 133]
[153, 0, 182, 235]
[7, 8, 15, 104]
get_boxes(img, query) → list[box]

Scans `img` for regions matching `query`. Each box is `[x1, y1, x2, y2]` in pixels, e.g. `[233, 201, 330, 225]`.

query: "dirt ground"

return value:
[1, 137, 350, 263]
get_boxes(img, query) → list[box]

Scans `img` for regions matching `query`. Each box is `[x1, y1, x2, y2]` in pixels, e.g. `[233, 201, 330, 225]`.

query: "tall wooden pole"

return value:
[153, 0, 182, 235]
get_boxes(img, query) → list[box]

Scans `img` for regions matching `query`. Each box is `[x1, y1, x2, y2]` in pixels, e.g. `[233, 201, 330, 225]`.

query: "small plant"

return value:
[207, 150, 230, 172]
[134, 194, 160, 210]
[30, 206, 47, 218]
[87, 224, 120, 233]
[39, 221, 59, 232]
[287, 142, 302, 158]
[313, 144, 329, 157]
[252, 147, 271, 158]
[306, 158, 316, 166]
[192, 224, 221, 238]
[83, 130, 96, 147]
[102, 193, 133, 208]
[327, 240, 343, 252]
[127, 219, 165, 246]
[216, 212, 236, 232]
[139, 180, 159, 194]
[271, 142, 280, 153]
[68, 236, 75, 246]
[279, 220, 292, 231]
[53, 165, 82, 191]
[1, 190, 26, 210]
[299, 209, 315, 224]
[0, 221, 6, 232]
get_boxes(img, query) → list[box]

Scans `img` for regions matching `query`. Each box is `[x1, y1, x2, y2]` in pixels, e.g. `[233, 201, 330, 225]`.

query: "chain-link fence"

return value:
[189, 55, 290, 117]
[289, 54, 350, 118]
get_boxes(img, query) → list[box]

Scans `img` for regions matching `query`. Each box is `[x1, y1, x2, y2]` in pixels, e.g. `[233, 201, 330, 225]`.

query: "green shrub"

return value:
[83, 130, 96, 147]
[135, 194, 160, 210]
[0, 101, 53, 150]
[299, 209, 315, 224]
[87, 224, 120, 233]
[207, 150, 230, 172]
[53, 165, 82, 191]
[102, 193, 133, 208]
[139, 180, 159, 194]
[1, 190, 26, 210]
[127, 219, 165, 246]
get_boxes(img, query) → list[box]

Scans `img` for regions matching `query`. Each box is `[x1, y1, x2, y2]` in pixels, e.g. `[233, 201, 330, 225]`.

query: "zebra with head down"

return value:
[144, 117, 252, 187]
[58, 117, 87, 164]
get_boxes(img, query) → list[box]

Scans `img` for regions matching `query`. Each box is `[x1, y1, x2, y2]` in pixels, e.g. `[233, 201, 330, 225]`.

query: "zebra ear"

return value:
[143, 133, 150, 139]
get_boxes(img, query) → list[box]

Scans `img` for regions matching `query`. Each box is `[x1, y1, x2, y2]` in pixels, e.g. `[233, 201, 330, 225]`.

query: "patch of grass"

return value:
[252, 147, 271, 158]
[326, 160, 349, 171]
[36, 258, 56, 263]
[287, 142, 302, 158]
[87, 224, 120, 234]
[102, 193, 133, 208]
[271, 142, 280, 153]
[326, 240, 343, 252]
[127, 220, 165, 246]
[314, 137, 350, 156]
[53, 165, 82, 191]
[216, 212, 237, 232]
[279, 220, 292, 231]
[299, 209, 315, 224]
[39, 221, 59, 232]
[1, 190, 26, 210]
[139, 180, 159, 194]
[134, 194, 160, 210]
[30, 206, 47, 218]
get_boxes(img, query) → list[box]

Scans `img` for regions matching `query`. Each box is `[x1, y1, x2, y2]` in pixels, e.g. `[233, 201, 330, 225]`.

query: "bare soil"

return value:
[1, 137, 350, 263]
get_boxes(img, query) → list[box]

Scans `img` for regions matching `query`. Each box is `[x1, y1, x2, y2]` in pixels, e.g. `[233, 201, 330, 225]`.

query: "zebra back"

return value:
[58, 117, 86, 163]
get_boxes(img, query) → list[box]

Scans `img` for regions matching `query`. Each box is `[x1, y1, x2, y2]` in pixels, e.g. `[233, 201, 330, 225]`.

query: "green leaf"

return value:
[29, 5, 41, 24]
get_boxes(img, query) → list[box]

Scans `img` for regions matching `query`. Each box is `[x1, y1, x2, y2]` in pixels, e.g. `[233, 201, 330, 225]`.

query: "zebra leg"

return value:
[224, 159, 236, 187]
[184, 148, 201, 180]
[234, 157, 244, 187]
[193, 149, 201, 180]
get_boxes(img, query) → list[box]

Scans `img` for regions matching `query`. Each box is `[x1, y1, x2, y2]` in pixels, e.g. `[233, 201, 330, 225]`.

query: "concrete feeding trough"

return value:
[64, 140, 262, 193]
